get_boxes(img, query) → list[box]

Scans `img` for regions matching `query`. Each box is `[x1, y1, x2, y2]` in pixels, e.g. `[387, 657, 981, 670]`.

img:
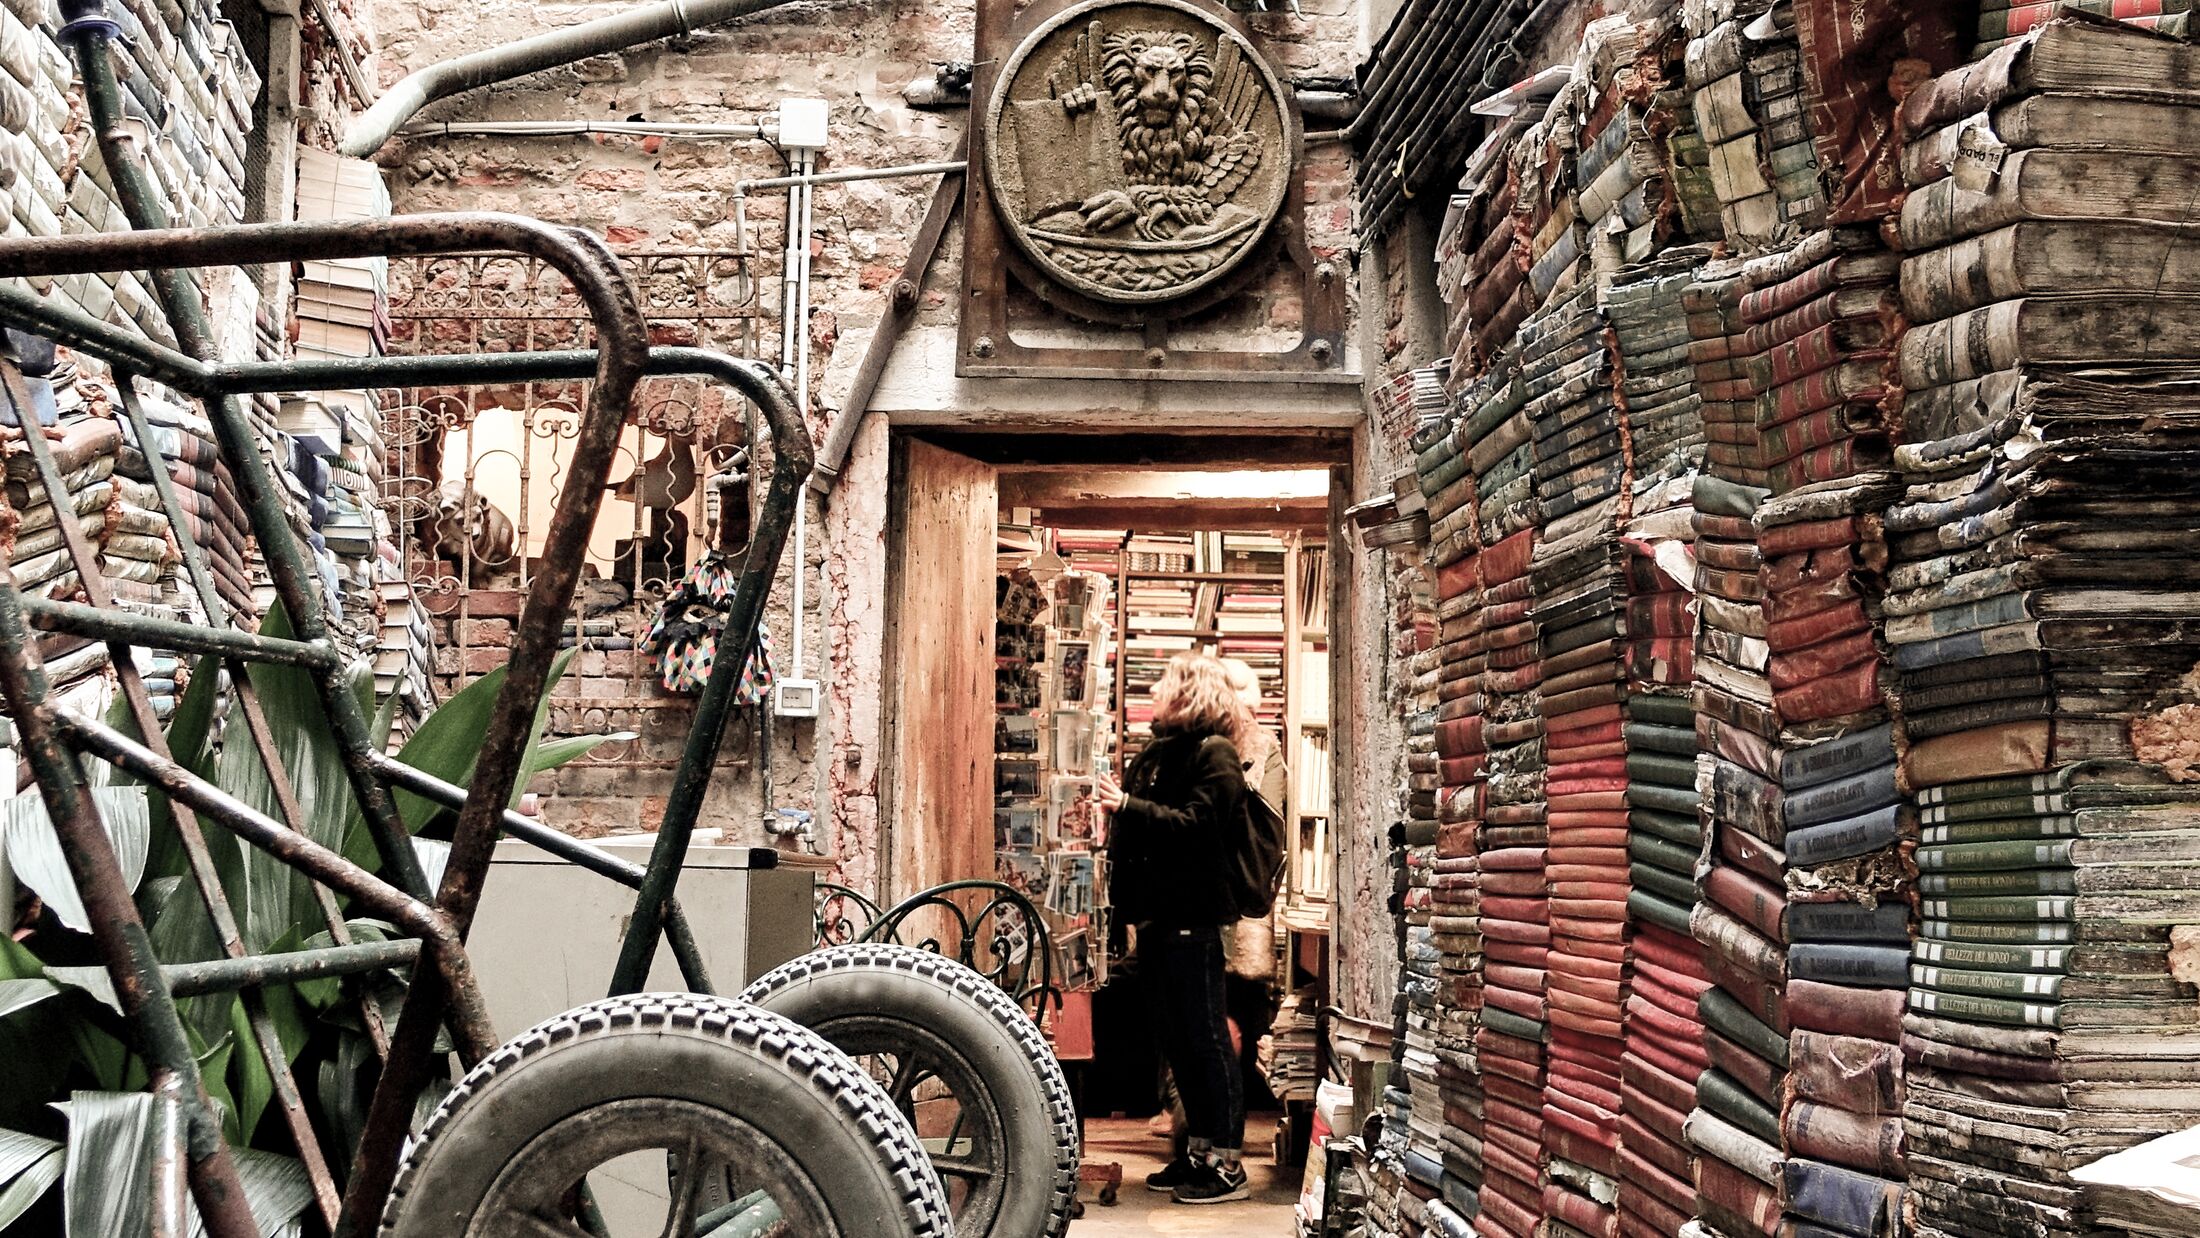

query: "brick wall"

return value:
[361, 0, 1372, 885]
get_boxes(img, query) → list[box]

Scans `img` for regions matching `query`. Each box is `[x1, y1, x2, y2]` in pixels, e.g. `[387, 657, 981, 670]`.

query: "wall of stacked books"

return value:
[1347, 5, 2200, 1238]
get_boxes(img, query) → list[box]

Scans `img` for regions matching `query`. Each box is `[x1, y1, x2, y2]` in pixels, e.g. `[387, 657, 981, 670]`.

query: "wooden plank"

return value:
[883, 440, 999, 917]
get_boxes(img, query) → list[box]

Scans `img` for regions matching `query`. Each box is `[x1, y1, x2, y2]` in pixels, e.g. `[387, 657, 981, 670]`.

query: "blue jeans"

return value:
[1147, 925, 1244, 1151]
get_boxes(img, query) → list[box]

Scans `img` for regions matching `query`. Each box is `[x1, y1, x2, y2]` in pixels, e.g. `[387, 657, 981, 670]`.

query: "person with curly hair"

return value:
[1097, 653, 1254, 1204]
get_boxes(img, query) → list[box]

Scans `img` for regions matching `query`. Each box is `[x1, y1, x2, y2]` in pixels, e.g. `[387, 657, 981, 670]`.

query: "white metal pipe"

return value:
[396, 120, 775, 141]
[789, 147, 815, 679]
[339, 0, 795, 157]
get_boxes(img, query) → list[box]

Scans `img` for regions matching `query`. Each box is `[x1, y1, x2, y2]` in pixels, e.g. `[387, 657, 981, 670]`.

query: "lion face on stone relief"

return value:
[1100, 30, 1214, 183]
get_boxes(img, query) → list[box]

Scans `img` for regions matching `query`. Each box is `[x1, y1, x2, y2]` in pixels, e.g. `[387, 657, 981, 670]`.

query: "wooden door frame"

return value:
[877, 428, 1361, 908]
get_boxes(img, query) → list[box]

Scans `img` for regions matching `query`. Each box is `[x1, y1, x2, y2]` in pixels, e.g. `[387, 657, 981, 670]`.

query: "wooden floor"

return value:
[1072, 1116, 1300, 1236]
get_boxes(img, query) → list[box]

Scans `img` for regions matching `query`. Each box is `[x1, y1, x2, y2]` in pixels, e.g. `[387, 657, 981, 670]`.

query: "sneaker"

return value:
[1144, 1157, 1201, 1192]
[1171, 1161, 1250, 1205]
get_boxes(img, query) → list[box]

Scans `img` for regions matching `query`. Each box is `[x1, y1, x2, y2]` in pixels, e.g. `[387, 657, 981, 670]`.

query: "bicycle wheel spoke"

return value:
[503, 1211, 597, 1238]
[663, 1134, 707, 1238]
[931, 1155, 996, 1182]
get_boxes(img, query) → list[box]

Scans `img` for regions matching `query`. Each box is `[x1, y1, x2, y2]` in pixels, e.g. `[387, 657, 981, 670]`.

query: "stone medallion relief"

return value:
[984, 0, 1296, 306]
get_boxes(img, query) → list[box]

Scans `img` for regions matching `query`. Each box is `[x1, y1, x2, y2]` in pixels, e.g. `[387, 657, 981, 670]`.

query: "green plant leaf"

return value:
[210, 605, 359, 952]
[184, 1146, 313, 1238]
[138, 876, 236, 1050]
[314, 1029, 375, 1166]
[527, 731, 635, 777]
[186, 1024, 236, 1147]
[382, 647, 578, 833]
[0, 1127, 62, 1229]
[0, 981, 59, 1022]
[2, 786, 151, 933]
[225, 995, 272, 1148]
[382, 664, 507, 840]
[39, 970, 118, 1016]
[143, 656, 223, 883]
[56, 1091, 162, 1238]
[412, 839, 451, 895]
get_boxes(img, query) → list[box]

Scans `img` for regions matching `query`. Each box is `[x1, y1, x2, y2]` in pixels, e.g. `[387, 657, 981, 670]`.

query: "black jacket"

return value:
[1109, 728, 1245, 929]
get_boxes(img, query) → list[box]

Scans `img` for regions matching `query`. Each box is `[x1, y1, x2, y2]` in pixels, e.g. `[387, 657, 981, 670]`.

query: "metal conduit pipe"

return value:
[398, 119, 776, 141]
[339, 0, 797, 157]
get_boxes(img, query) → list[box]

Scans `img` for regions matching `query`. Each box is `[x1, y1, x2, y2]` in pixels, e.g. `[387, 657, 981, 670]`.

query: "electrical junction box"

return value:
[774, 677, 821, 718]
[776, 98, 829, 150]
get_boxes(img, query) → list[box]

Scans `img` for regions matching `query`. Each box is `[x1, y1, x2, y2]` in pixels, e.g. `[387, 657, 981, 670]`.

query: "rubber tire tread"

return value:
[741, 942, 1081, 1238]
[376, 992, 953, 1237]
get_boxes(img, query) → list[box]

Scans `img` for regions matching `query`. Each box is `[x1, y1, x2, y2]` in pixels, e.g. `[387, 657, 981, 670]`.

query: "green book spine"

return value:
[1917, 870, 2079, 898]
[1917, 839, 2076, 872]
[1921, 919, 2075, 945]
[1920, 816, 2078, 846]
[1912, 938, 2072, 973]
[1907, 988, 2061, 1029]
[1912, 963, 2067, 1001]
[1920, 793, 2072, 824]
[1920, 895, 2074, 922]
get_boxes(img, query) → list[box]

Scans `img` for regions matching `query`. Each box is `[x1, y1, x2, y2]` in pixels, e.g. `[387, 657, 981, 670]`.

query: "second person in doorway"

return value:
[1096, 653, 1253, 1205]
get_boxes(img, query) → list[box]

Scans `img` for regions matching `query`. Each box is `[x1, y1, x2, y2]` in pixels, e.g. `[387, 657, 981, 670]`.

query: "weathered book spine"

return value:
[1788, 1030, 1904, 1111]
[1696, 1153, 1786, 1237]
[1705, 865, 1789, 942]
[1896, 34, 2030, 133]
[1901, 151, 2200, 252]
[1783, 1159, 1903, 1237]
[1785, 1101, 1906, 1179]
[1742, 286, 1896, 356]
[1789, 942, 1911, 987]
[1789, 978, 1906, 1041]
[1789, 900, 1910, 943]
[1979, 0, 2187, 41]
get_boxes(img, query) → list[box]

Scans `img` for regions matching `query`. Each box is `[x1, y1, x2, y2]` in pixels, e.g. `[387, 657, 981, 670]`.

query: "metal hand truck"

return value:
[0, 9, 817, 1233]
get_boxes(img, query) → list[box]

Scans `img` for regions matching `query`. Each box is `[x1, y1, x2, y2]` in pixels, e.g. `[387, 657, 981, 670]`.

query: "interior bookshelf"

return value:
[1089, 527, 1333, 936]
[994, 524, 1114, 994]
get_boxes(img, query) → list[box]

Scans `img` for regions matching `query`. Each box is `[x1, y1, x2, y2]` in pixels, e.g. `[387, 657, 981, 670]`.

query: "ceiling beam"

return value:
[914, 427, 1352, 470]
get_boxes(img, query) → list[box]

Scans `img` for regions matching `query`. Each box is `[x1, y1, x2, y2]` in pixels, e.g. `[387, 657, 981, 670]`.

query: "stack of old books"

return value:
[1429, 828, 1485, 1223]
[1516, 89, 1590, 318]
[1757, 480, 1910, 1238]
[1724, 229, 1899, 497]
[1881, 21, 2200, 1237]
[1419, 400, 1476, 572]
[1471, 527, 1548, 1238]
[1573, 16, 1663, 278]
[1401, 830, 1449, 1230]
[1615, 485, 1712, 1238]
[1529, 530, 1633, 1238]
[115, 391, 255, 621]
[1524, 284, 1622, 534]
[1457, 158, 1532, 372]
[5, 414, 174, 608]
[1612, 251, 1715, 495]
[1466, 364, 1533, 549]
[1433, 530, 1491, 1222]
[1684, 0, 1825, 254]
[1681, 251, 1792, 1238]
[1971, 0, 2192, 56]
[1371, 1077, 1410, 1238]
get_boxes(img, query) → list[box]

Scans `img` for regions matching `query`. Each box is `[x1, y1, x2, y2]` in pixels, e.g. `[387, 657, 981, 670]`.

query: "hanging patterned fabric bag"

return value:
[643, 557, 774, 703]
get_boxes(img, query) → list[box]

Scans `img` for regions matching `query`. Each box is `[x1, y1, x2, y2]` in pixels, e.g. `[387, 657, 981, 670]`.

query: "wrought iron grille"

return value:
[379, 249, 766, 713]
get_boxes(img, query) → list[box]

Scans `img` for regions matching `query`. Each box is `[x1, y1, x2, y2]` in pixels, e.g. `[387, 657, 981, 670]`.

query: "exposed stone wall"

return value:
[363, 0, 1370, 893]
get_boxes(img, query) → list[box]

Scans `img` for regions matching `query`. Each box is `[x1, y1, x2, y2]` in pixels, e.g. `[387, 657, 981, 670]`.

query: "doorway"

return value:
[878, 428, 1351, 1224]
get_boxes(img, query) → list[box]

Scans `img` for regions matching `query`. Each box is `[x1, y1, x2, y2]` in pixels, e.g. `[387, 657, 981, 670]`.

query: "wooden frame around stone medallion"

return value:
[960, 0, 1352, 383]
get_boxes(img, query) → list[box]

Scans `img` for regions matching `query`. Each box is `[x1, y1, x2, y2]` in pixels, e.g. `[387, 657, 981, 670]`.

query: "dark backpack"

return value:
[1207, 736, 1289, 919]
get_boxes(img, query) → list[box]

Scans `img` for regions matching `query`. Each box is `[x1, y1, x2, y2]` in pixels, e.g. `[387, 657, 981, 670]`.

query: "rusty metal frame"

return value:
[0, 12, 812, 1231]
[957, 0, 1352, 383]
